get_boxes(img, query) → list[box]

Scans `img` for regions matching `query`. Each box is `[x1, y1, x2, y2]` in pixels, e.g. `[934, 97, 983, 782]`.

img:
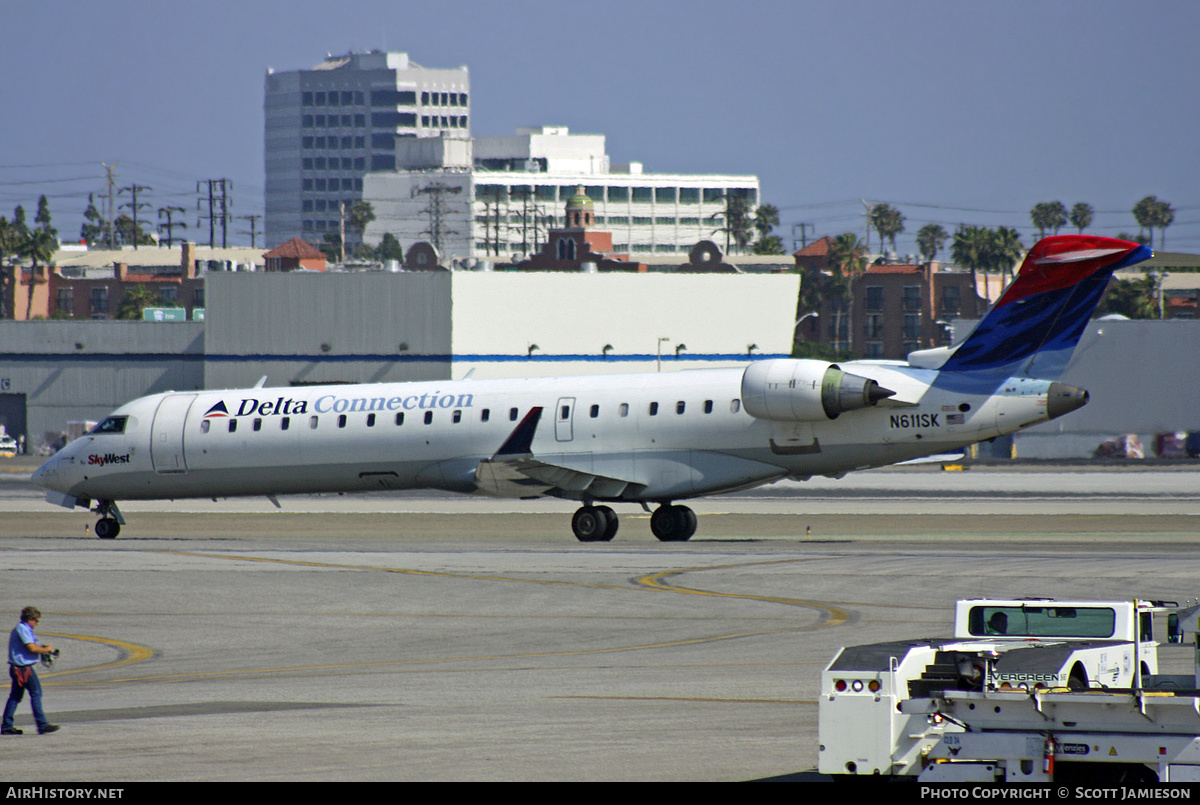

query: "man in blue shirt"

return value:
[3, 606, 59, 735]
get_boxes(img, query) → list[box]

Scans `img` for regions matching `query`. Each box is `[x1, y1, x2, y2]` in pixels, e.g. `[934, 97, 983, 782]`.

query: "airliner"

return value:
[32, 235, 1150, 542]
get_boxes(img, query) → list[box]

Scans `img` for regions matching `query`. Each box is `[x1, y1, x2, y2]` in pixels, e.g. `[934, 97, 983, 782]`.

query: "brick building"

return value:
[794, 241, 987, 359]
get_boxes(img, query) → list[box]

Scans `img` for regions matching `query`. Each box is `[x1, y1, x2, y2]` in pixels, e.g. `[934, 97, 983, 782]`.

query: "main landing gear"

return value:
[570, 503, 697, 543]
[571, 505, 619, 542]
[91, 500, 123, 540]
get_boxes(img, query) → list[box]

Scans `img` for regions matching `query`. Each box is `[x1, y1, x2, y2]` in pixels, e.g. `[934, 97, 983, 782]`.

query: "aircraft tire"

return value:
[95, 518, 120, 540]
[651, 504, 696, 542]
[595, 506, 618, 541]
[572, 506, 608, 542]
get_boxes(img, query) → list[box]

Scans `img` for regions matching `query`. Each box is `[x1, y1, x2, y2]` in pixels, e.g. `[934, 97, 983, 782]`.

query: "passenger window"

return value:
[200, 420, 210, 434]
[367, 413, 376, 427]
[253, 418, 262, 432]
[649, 402, 658, 416]
[395, 412, 404, 426]
[704, 400, 713, 414]
[337, 415, 347, 428]
[590, 404, 599, 418]
[731, 399, 741, 414]
[310, 416, 319, 429]
[424, 411, 433, 425]
[453, 410, 462, 423]
[560, 405, 570, 419]
[481, 409, 490, 423]
[619, 403, 629, 417]
[509, 407, 518, 421]
[228, 419, 237, 433]
[281, 417, 290, 431]
[676, 401, 685, 415]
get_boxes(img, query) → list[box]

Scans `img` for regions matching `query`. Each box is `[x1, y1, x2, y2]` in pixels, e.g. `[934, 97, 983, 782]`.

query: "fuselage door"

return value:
[555, 397, 575, 442]
[151, 393, 196, 473]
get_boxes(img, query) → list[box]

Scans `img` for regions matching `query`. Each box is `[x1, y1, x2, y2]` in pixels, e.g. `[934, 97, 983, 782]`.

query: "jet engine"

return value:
[741, 359, 895, 422]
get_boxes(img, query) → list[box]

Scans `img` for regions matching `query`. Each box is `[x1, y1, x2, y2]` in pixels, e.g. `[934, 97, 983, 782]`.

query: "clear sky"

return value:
[2, 0, 1197, 254]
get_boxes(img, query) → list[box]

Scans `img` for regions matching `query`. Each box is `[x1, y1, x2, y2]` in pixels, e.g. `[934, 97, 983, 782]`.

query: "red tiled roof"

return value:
[263, 237, 324, 259]
[794, 236, 833, 257]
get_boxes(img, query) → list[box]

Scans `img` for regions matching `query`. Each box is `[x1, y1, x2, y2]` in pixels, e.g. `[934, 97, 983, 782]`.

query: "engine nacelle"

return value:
[741, 359, 895, 422]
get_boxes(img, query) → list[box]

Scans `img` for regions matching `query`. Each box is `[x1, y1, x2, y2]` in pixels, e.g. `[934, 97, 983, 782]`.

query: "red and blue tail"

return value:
[939, 235, 1152, 378]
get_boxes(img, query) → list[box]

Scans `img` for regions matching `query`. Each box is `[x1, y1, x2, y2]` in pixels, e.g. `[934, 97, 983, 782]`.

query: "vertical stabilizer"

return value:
[939, 236, 1152, 378]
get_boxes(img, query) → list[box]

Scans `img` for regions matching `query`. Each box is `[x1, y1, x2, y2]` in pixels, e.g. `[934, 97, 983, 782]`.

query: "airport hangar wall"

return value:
[0, 321, 205, 446]
[203, 269, 799, 387]
[1016, 319, 1200, 458]
[446, 272, 799, 379]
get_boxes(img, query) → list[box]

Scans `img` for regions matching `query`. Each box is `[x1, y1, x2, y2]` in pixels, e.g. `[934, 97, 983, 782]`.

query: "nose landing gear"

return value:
[90, 500, 124, 540]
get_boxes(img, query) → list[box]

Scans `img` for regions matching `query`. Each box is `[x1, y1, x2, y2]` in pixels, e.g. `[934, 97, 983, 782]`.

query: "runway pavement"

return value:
[0, 461, 1197, 781]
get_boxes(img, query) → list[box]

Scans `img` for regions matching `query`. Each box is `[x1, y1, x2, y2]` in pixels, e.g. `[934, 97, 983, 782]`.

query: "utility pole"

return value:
[238, 214, 261, 249]
[792, 222, 814, 251]
[119, 183, 153, 249]
[158, 206, 188, 248]
[101, 162, 119, 249]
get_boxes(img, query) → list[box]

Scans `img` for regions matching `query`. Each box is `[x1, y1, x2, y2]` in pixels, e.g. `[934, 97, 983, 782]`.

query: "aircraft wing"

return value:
[474, 407, 646, 499]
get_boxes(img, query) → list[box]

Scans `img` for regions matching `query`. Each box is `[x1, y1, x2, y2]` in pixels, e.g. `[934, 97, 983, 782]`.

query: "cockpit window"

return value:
[89, 416, 128, 435]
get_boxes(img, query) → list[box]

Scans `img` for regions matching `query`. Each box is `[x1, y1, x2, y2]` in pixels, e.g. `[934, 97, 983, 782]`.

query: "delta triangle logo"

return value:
[204, 400, 230, 418]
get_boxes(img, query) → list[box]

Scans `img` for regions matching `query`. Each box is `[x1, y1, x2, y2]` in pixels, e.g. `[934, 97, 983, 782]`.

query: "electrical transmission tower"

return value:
[197, 179, 233, 248]
[412, 182, 462, 256]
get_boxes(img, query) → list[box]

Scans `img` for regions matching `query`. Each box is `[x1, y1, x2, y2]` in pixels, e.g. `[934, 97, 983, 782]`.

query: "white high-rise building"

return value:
[264, 51, 470, 248]
[362, 126, 760, 263]
[265, 53, 760, 261]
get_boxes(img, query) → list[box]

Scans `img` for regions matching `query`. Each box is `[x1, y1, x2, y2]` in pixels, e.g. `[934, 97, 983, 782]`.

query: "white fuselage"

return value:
[33, 361, 1057, 507]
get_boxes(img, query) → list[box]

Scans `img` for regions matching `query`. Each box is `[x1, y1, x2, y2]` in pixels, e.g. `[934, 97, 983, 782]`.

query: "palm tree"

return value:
[869, 203, 905, 255]
[348, 200, 376, 256]
[1152, 199, 1174, 249]
[916, 223, 948, 264]
[991, 226, 1024, 285]
[1069, 203, 1094, 234]
[116, 284, 160, 320]
[1030, 201, 1068, 239]
[827, 233, 868, 354]
[1132, 196, 1160, 246]
[710, 194, 754, 254]
[20, 196, 56, 318]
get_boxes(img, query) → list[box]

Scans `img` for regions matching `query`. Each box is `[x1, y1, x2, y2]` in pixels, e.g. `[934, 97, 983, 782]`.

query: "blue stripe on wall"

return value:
[2, 352, 787, 365]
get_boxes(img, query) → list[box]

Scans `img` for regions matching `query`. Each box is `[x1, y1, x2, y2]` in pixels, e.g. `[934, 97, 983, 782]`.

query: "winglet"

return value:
[493, 407, 543, 457]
